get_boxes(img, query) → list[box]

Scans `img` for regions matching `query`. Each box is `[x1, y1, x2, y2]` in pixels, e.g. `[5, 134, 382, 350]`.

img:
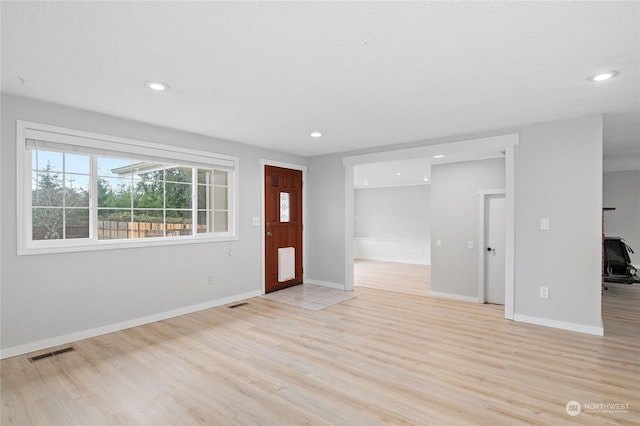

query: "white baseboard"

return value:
[429, 291, 479, 303]
[0, 290, 262, 360]
[305, 279, 345, 290]
[513, 313, 604, 336]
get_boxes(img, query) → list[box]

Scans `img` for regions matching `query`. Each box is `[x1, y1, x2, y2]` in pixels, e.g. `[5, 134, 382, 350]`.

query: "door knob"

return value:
[266, 232, 273, 237]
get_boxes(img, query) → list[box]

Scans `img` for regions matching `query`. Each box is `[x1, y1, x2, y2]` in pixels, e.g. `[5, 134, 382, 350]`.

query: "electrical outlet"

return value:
[540, 287, 549, 299]
[208, 275, 214, 286]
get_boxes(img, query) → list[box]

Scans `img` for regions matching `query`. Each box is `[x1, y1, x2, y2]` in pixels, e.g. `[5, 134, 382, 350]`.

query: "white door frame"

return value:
[478, 189, 506, 304]
[343, 134, 517, 319]
[345, 165, 355, 291]
[259, 159, 308, 295]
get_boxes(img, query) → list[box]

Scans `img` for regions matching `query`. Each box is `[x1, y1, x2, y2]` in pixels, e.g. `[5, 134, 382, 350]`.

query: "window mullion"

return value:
[62, 153, 66, 239]
[91, 156, 98, 241]
[130, 170, 134, 240]
[163, 169, 167, 238]
[192, 168, 197, 236]
[206, 171, 211, 232]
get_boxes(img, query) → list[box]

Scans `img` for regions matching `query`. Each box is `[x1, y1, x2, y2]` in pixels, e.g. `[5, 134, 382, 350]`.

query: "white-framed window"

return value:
[17, 121, 239, 255]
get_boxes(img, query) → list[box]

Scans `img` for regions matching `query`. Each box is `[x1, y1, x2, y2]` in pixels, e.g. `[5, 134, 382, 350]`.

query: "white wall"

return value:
[1, 95, 307, 356]
[306, 115, 603, 333]
[354, 185, 430, 264]
[603, 170, 640, 264]
[306, 153, 346, 286]
[430, 158, 505, 298]
[513, 115, 602, 330]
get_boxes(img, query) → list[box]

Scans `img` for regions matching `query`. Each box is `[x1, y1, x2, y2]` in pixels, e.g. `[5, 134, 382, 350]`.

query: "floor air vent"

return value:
[28, 346, 75, 362]
[228, 302, 249, 309]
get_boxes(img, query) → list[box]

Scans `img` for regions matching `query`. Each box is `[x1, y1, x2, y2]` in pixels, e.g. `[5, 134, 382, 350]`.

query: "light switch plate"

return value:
[540, 218, 550, 231]
[252, 217, 260, 226]
[436, 240, 442, 247]
[468, 241, 474, 249]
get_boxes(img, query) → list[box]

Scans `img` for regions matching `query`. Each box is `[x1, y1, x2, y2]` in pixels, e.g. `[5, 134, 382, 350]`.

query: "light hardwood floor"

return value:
[1, 281, 638, 425]
[354, 259, 430, 296]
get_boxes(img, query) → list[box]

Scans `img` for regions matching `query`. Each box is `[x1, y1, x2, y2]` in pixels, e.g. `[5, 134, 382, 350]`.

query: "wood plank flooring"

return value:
[1, 279, 638, 425]
[354, 259, 430, 297]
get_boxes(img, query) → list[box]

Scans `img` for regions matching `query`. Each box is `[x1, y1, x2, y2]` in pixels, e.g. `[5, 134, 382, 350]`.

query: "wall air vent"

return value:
[28, 346, 75, 362]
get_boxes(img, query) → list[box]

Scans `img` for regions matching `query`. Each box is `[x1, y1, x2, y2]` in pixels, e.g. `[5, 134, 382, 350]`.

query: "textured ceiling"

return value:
[2, 1, 638, 159]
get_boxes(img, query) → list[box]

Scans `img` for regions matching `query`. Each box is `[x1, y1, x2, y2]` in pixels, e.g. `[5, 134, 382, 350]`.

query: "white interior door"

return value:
[485, 194, 505, 304]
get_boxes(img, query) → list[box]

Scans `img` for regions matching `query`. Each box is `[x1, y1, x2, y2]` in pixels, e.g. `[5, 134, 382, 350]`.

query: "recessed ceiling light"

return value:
[396, 172, 402, 176]
[145, 81, 169, 91]
[423, 177, 429, 182]
[364, 181, 369, 186]
[433, 154, 445, 159]
[310, 131, 322, 138]
[589, 71, 618, 82]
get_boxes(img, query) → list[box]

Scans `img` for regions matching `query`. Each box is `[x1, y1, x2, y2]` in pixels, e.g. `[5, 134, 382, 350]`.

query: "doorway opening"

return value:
[351, 158, 431, 297]
[344, 134, 518, 319]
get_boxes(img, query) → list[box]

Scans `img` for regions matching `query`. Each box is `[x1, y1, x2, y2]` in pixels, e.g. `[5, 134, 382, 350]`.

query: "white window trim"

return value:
[17, 120, 239, 255]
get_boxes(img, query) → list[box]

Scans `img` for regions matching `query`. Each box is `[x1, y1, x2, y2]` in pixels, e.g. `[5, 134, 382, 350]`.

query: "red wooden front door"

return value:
[264, 166, 303, 293]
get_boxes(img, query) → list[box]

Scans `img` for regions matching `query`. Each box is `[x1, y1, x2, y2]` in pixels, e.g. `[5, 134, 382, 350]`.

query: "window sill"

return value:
[17, 234, 239, 256]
